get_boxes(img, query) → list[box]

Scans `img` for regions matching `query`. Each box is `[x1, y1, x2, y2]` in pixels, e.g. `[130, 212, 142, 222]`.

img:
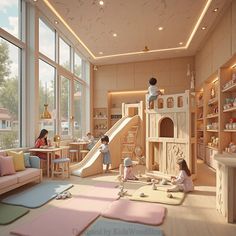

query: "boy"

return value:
[147, 77, 162, 109]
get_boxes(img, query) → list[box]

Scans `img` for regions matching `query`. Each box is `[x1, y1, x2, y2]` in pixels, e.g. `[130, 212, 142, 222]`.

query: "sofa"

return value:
[0, 153, 42, 195]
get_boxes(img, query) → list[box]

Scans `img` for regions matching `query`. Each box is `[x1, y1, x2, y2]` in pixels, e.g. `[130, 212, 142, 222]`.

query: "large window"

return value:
[74, 80, 83, 138]
[0, 38, 21, 149]
[59, 38, 70, 71]
[74, 53, 82, 78]
[60, 76, 71, 137]
[39, 60, 56, 138]
[39, 19, 55, 61]
[0, 0, 20, 39]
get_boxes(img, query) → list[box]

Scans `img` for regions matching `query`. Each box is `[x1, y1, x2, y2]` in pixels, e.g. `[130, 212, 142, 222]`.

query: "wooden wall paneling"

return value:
[231, 0, 236, 55]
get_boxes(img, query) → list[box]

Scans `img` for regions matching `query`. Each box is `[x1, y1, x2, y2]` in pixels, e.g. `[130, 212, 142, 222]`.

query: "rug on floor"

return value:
[102, 199, 166, 225]
[83, 218, 164, 236]
[129, 185, 185, 205]
[2, 181, 73, 208]
[10, 184, 120, 236]
[0, 203, 29, 225]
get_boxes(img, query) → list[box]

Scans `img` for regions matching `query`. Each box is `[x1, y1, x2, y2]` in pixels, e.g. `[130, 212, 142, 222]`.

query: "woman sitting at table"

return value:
[35, 129, 59, 159]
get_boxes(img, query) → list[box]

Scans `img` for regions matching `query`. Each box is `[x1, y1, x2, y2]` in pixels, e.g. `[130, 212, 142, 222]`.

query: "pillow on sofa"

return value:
[23, 153, 31, 168]
[7, 151, 25, 171]
[0, 156, 16, 176]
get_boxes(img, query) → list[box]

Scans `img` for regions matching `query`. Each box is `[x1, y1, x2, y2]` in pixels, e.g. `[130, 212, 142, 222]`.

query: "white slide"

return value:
[71, 115, 140, 177]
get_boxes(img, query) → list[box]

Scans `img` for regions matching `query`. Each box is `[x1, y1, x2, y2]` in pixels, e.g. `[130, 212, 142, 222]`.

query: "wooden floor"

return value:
[0, 159, 236, 236]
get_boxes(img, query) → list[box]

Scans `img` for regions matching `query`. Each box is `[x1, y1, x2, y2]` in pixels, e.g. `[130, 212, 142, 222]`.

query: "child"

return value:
[99, 135, 111, 173]
[147, 77, 162, 109]
[167, 158, 194, 192]
[86, 132, 95, 150]
[123, 157, 138, 181]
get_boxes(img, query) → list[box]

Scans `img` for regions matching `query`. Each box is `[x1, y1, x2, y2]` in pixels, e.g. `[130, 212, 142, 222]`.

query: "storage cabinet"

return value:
[93, 108, 108, 138]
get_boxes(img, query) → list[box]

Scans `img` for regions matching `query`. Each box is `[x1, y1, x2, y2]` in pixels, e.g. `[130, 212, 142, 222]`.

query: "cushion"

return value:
[0, 156, 16, 176]
[14, 168, 41, 183]
[0, 175, 17, 189]
[7, 151, 25, 171]
[23, 153, 31, 168]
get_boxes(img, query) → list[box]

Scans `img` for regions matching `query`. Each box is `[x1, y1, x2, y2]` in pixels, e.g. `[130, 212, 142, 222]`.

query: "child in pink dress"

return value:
[123, 157, 138, 181]
[167, 158, 194, 192]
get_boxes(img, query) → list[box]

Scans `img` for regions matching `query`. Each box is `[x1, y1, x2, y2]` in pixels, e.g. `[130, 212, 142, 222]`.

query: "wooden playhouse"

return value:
[145, 90, 196, 177]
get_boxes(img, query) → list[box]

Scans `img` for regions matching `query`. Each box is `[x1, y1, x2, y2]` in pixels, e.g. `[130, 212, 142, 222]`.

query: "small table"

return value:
[69, 141, 89, 150]
[29, 146, 69, 178]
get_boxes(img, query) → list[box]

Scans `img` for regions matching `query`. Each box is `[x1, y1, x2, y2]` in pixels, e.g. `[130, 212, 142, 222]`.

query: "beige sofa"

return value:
[0, 155, 42, 195]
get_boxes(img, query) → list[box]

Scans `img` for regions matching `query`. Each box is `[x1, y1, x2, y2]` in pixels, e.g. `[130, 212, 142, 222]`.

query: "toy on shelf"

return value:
[225, 117, 236, 130]
[225, 142, 236, 153]
[206, 122, 218, 130]
[222, 74, 236, 90]
[208, 136, 219, 148]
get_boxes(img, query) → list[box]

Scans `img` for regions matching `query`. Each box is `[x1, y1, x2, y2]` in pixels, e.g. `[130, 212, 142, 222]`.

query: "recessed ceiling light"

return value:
[33, 0, 37, 2]
[113, 33, 117, 37]
[54, 20, 59, 24]
[99, 0, 104, 6]
[158, 27, 164, 31]
[179, 42, 183, 45]
[213, 8, 218, 12]
[201, 26, 207, 30]
[99, 52, 103, 55]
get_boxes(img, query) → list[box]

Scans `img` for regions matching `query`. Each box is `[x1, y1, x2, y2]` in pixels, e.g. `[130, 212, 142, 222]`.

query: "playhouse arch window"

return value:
[167, 97, 174, 108]
[159, 117, 174, 137]
[158, 98, 164, 109]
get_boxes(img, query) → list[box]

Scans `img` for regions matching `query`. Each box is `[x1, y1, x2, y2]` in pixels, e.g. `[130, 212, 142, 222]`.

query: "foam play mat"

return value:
[102, 199, 166, 225]
[2, 181, 73, 208]
[129, 185, 185, 205]
[83, 218, 164, 236]
[0, 203, 29, 225]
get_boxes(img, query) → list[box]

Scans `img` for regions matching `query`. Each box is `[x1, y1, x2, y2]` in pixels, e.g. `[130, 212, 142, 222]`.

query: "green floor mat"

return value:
[0, 203, 29, 225]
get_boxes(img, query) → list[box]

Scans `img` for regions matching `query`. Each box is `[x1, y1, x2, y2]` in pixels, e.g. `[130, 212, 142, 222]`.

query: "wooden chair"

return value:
[69, 149, 78, 162]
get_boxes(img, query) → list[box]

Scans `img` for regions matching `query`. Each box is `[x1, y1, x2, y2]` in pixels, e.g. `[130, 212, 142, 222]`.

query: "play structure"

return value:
[145, 90, 196, 177]
[71, 101, 144, 177]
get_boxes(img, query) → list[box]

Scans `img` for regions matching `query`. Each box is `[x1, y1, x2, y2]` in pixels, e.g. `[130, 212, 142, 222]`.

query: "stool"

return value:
[80, 150, 89, 160]
[40, 159, 47, 176]
[69, 150, 78, 162]
[51, 158, 70, 179]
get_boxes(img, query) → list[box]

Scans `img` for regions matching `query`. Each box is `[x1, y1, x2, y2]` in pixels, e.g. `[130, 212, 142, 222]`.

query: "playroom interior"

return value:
[0, 0, 236, 236]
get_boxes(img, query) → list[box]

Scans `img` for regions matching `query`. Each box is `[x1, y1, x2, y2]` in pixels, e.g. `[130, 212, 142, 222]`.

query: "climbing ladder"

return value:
[121, 125, 139, 160]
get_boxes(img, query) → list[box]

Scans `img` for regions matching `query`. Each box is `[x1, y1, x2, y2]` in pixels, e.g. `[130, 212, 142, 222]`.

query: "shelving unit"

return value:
[195, 55, 236, 169]
[93, 108, 108, 138]
[196, 90, 204, 160]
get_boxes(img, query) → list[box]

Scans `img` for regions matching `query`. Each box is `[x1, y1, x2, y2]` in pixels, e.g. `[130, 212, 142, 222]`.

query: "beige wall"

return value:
[196, 2, 236, 88]
[94, 57, 194, 107]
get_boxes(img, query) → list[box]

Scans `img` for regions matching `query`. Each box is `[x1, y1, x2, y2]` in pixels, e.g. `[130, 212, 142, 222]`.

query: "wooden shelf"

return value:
[197, 118, 204, 121]
[206, 114, 218, 119]
[206, 146, 219, 151]
[197, 105, 203, 108]
[197, 129, 204, 132]
[206, 129, 218, 132]
[224, 129, 236, 132]
[208, 98, 218, 105]
[223, 107, 236, 113]
[222, 83, 236, 93]
[93, 117, 107, 120]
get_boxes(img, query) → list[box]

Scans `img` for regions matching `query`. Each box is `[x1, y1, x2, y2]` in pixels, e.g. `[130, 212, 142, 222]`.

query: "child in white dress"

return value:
[99, 135, 111, 173]
[167, 158, 194, 193]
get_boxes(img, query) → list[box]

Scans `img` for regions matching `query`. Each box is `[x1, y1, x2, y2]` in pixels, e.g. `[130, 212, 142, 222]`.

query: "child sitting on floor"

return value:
[123, 157, 139, 181]
[167, 158, 194, 193]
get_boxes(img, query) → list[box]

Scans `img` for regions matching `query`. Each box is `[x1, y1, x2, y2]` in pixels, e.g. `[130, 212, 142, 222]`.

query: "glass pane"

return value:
[39, 60, 55, 139]
[0, 38, 20, 149]
[0, 0, 20, 39]
[74, 53, 81, 78]
[39, 19, 55, 61]
[59, 38, 70, 71]
[74, 81, 82, 138]
[60, 76, 71, 136]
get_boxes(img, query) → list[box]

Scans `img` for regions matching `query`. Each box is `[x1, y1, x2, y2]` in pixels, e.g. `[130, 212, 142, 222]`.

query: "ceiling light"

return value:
[113, 33, 117, 37]
[142, 46, 149, 52]
[54, 20, 59, 24]
[179, 42, 183, 45]
[213, 8, 218, 12]
[99, 0, 104, 6]
[158, 27, 164, 31]
[33, 0, 38, 2]
[201, 26, 207, 30]
[99, 52, 103, 55]
[231, 63, 236, 69]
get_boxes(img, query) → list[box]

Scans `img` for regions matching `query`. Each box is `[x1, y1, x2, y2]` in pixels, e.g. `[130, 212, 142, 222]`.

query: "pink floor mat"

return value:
[11, 184, 120, 236]
[102, 199, 166, 225]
